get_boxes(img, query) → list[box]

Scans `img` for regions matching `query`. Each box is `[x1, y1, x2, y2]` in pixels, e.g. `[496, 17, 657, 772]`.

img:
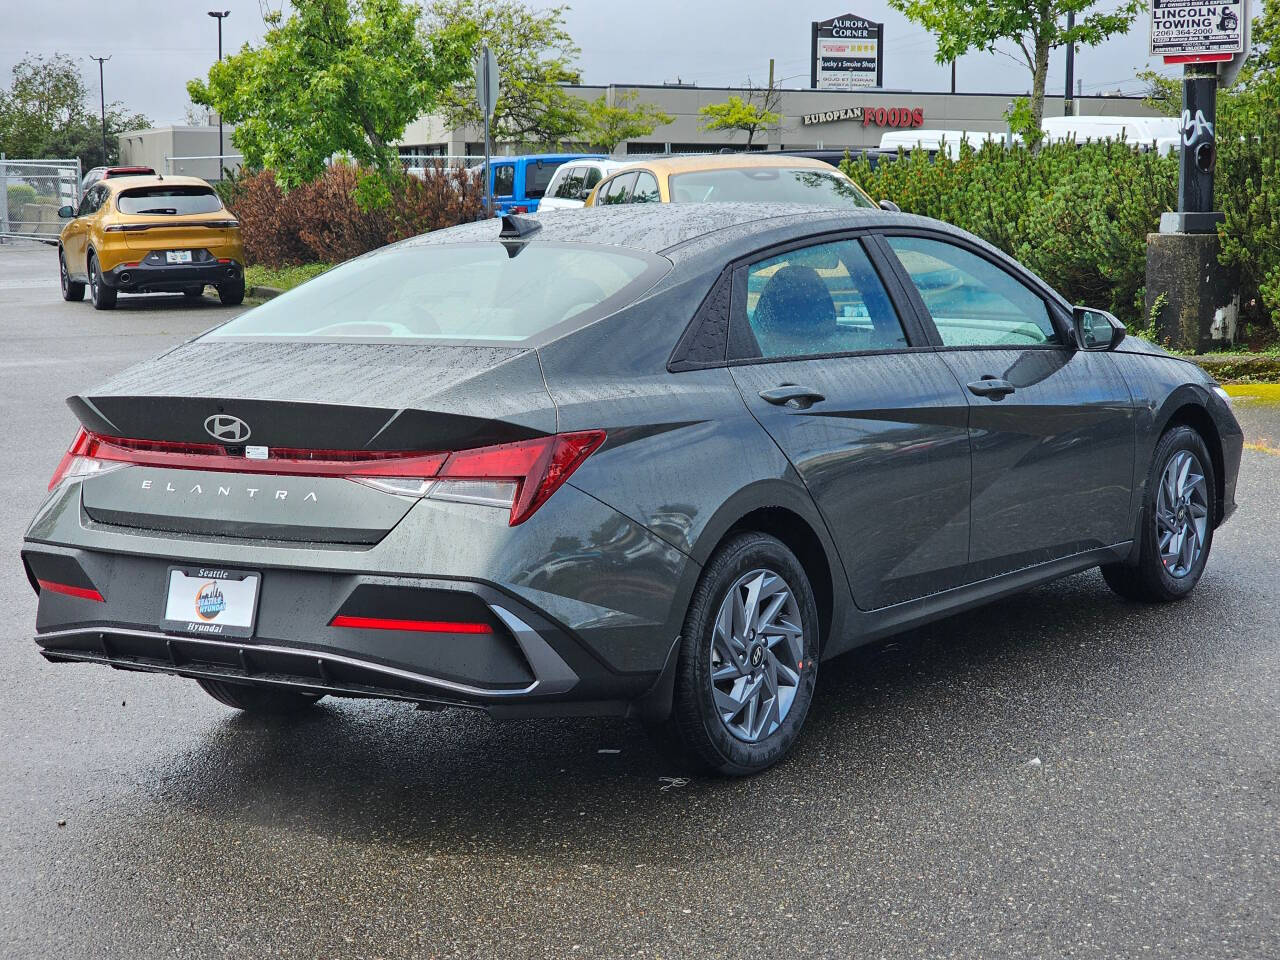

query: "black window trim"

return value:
[874, 227, 1074, 352]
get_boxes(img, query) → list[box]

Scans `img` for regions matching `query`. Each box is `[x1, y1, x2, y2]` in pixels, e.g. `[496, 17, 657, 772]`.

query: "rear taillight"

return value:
[47, 428, 605, 526]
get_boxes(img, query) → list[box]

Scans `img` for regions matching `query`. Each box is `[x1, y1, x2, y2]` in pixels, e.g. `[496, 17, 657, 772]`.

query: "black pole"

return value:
[1064, 11, 1075, 115]
[91, 56, 110, 165]
[1177, 65, 1219, 222]
[208, 11, 230, 175]
[951, 59, 956, 93]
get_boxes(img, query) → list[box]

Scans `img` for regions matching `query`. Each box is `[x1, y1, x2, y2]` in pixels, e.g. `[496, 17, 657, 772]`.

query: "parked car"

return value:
[24, 203, 1241, 776]
[584, 154, 875, 207]
[488, 153, 605, 214]
[80, 165, 157, 194]
[538, 159, 636, 211]
[1040, 115, 1182, 156]
[56, 174, 244, 310]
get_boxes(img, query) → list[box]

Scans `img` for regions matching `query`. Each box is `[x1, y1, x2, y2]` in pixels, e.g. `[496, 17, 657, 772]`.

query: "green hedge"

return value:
[6, 183, 38, 218]
[842, 141, 1178, 328]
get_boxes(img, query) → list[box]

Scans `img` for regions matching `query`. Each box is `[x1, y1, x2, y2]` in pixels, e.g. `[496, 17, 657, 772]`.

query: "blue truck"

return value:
[488, 153, 605, 214]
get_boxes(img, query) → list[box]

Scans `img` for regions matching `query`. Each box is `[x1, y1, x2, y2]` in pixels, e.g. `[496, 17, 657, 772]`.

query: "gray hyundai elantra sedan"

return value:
[21, 203, 1243, 775]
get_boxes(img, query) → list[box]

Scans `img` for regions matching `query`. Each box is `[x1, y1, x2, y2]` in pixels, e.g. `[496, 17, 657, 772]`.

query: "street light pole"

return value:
[90, 56, 110, 165]
[1064, 11, 1076, 115]
[207, 10, 231, 176]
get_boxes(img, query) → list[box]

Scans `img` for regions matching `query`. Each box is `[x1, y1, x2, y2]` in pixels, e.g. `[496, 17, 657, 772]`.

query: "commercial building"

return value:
[117, 124, 243, 181]
[396, 83, 1164, 162]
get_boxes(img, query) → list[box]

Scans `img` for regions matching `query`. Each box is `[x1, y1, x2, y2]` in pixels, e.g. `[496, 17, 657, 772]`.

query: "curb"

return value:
[248, 285, 284, 300]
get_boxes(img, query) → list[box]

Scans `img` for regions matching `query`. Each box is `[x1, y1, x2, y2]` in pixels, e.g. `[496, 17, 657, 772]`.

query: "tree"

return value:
[0, 53, 148, 167]
[425, 0, 586, 147]
[887, 0, 1142, 141]
[187, 0, 475, 191]
[581, 91, 673, 152]
[698, 86, 782, 148]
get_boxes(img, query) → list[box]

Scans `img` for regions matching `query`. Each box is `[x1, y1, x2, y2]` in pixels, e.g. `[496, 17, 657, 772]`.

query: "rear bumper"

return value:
[104, 258, 242, 293]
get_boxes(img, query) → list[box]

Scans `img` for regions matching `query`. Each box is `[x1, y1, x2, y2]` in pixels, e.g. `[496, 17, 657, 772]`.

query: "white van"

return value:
[1041, 115, 1182, 155]
[877, 130, 1013, 159]
[539, 159, 638, 210]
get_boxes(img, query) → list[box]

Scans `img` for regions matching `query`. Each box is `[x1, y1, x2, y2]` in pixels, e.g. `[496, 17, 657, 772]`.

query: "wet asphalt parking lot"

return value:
[0, 240, 1276, 959]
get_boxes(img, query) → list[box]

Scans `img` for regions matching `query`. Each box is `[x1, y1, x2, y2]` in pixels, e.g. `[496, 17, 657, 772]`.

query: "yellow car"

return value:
[584, 154, 875, 208]
[57, 175, 245, 310]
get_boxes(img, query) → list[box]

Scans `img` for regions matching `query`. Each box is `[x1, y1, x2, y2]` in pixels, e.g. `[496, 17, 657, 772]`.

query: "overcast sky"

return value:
[1, 1, 1257, 125]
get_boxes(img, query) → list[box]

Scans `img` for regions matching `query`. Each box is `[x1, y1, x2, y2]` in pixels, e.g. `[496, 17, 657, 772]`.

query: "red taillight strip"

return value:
[330, 614, 494, 634]
[70, 430, 447, 479]
[37, 579, 105, 602]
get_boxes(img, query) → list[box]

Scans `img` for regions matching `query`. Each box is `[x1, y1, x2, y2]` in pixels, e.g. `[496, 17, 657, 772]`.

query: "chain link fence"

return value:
[1, 157, 82, 242]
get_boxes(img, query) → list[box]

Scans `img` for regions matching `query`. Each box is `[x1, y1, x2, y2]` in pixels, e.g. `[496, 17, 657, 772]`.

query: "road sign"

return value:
[475, 47, 499, 119]
[1151, 0, 1246, 63]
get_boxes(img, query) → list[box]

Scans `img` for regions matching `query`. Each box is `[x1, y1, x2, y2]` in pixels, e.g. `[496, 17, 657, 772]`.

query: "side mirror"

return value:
[58, 205, 75, 219]
[879, 198, 901, 212]
[1073, 306, 1126, 351]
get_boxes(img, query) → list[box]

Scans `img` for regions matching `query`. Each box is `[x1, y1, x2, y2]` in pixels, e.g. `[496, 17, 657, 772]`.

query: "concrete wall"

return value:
[117, 126, 243, 181]
[397, 83, 1164, 157]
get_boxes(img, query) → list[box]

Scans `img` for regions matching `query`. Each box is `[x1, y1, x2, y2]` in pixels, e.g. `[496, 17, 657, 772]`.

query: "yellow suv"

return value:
[57, 175, 245, 310]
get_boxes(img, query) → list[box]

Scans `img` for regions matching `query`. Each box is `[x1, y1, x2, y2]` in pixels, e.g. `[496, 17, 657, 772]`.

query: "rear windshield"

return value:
[207, 242, 664, 343]
[669, 168, 873, 207]
[525, 160, 568, 198]
[117, 186, 222, 215]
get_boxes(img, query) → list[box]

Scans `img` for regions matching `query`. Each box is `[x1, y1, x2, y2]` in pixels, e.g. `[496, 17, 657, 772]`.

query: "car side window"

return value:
[76, 188, 98, 217]
[885, 235, 1058, 346]
[492, 164, 515, 198]
[558, 166, 585, 199]
[736, 238, 908, 360]
[600, 171, 637, 205]
[583, 168, 603, 191]
[632, 171, 660, 203]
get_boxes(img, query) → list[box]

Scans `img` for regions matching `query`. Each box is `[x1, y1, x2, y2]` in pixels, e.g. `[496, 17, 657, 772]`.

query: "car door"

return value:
[881, 232, 1135, 581]
[728, 234, 974, 610]
[491, 162, 516, 213]
[63, 186, 101, 277]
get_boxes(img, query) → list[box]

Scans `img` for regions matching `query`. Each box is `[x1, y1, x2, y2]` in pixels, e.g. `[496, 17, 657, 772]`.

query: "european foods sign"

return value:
[1150, 0, 1246, 59]
[811, 13, 884, 90]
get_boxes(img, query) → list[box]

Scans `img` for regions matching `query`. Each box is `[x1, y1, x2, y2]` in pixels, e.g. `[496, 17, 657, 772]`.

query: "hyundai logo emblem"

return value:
[204, 414, 251, 443]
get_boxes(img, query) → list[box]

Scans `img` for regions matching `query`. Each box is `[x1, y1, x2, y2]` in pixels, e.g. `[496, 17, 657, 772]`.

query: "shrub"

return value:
[6, 183, 38, 218]
[843, 140, 1177, 326]
[226, 162, 484, 267]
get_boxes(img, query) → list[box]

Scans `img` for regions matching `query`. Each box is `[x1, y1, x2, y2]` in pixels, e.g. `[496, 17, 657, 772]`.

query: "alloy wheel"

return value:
[89, 258, 98, 299]
[59, 252, 68, 294]
[709, 568, 806, 743]
[1155, 449, 1209, 578]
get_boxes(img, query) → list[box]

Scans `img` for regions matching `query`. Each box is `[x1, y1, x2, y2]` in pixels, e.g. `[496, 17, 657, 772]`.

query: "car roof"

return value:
[620, 154, 844, 175]
[405, 202, 952, 261]
[100, 175, 215, 193]
[498, 153, 606, 163]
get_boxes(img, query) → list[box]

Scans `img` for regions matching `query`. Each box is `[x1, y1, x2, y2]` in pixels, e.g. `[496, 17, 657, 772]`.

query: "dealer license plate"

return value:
[162, 567, 260, 638]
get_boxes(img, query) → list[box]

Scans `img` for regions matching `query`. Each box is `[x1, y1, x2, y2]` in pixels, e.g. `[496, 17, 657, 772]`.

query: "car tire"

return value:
[647, 532, 820, 776]
[59, 249, 85, 302]
[88, 253, 116, 310]
[217, 275, 245, 306]
[196, 678, 324, 714]
[183, 286, 206, 300]
[1102, 424, 1216, 603]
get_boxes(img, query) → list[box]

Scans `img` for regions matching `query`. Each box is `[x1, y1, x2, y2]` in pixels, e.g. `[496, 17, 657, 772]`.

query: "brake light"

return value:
[46, 428, 605, 525]
[37, 579, 105, 602]
[329, 615, 493, 634]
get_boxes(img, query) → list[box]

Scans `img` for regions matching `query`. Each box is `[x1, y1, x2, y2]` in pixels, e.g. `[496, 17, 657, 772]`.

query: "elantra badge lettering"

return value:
[204, 414, 251, 443]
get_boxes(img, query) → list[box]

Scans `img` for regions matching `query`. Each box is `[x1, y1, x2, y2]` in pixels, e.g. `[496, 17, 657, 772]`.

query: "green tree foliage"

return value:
[426, 0, 586, 147]
[886, 0, 1142, 141]
[698, 93, 781, 148]
[843, 139, 1177, 324]
[0, 53, 149, 168]
[187, 0, 474, 190]
[581, 91, 673, 152]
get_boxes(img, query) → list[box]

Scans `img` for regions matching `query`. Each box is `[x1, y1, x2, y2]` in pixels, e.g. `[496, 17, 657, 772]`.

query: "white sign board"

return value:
[1150, 0, 1246, 59]
[812, 14, 884, 90]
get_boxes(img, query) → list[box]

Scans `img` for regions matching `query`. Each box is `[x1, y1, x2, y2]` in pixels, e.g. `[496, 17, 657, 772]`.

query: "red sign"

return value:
[862, 106, 925, 128]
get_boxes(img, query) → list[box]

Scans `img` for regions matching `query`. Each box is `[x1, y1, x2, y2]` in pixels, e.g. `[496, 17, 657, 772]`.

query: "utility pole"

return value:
[951, 59, 956, 94]
[90, 56, 110, 166]
[207, 10, 231, 177]
[1063, 11, 1076, 115]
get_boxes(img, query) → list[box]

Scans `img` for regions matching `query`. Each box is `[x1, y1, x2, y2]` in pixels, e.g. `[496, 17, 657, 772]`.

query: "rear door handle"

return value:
[759, 384, 826, 409]
[966, 377, 1016, 400]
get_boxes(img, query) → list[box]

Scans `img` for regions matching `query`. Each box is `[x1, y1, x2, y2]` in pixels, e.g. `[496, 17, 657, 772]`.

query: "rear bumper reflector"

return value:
[330, 614, 494, 634]
[37, 579, 105, 602]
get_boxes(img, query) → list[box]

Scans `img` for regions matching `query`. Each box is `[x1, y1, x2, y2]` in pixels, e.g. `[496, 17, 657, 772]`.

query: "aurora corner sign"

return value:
[811, 13, 884, 90]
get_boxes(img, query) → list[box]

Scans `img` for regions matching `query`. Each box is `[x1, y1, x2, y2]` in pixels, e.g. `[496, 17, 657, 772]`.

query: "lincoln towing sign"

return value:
[1150, 0, 1245, 62]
